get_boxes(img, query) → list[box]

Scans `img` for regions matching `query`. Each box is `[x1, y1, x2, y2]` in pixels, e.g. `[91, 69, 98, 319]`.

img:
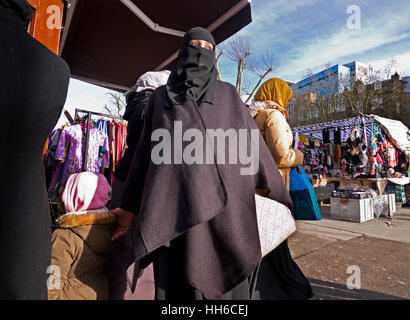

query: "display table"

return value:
[311, 177, 409, 195]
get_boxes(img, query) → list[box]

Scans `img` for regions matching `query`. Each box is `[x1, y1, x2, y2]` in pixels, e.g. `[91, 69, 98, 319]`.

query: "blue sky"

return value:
[58, 0, 410, 126]
[218, 0, 410, 86]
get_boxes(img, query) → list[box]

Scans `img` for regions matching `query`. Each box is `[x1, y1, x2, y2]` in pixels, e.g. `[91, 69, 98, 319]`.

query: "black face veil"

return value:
[0, 0, 32, 27]
[166, 27, 218, 106]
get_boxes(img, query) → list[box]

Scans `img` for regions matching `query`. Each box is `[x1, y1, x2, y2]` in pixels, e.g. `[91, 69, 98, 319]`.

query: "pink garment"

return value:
[62, 172, 111, 213]
[387, 143, 398, 167]
[115, 122, 122, 165]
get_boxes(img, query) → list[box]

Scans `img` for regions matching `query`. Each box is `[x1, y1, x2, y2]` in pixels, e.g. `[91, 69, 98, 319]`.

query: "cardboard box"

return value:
[330, 197, 374, 223]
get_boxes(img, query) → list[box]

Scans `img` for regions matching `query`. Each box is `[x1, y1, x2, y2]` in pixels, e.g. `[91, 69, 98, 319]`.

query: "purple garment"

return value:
[46, 129, 61, 167]
[55, 124, 110, 183]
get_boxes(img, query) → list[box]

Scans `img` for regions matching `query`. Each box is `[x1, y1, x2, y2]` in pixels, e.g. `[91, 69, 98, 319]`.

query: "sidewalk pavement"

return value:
[288, 205, 410, 300]
[125, 206, 410, 300]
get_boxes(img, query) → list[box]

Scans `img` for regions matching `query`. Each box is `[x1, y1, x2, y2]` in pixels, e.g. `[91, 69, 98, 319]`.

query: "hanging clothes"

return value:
[334, 128, 342, 145]
[115, 121, 123, 165]
[55, 124, 110, 183]
[322, 128, 330, 144]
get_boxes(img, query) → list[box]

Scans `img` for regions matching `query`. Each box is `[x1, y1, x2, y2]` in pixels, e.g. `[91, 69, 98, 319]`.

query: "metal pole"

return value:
[82, 112, 91, 172]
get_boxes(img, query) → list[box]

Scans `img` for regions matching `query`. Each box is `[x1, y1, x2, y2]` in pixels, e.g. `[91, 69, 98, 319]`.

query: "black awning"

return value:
[60, 0, 252, 91]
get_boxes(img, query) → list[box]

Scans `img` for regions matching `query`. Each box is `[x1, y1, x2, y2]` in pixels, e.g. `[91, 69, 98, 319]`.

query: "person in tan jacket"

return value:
[48, 172, 116, 300]
[249, 78, 315, 300]
[251, 78, 304, 190]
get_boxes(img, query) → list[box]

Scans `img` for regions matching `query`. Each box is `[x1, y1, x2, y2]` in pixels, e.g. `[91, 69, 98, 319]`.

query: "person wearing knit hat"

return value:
[48, 172, 117, 300]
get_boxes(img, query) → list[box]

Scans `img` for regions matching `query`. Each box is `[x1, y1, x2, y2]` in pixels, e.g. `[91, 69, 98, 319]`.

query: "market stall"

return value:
[291, 115, 410, 221]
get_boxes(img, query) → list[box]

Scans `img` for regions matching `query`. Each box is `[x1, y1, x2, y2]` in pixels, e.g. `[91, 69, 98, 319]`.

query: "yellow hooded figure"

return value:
[251, 78, 303, 190]
[253, 77, 292, 118]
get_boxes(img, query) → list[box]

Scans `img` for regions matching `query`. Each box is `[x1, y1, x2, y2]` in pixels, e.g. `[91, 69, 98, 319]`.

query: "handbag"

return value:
[289, 166, 322, 220]
[255, 194, 296, 257]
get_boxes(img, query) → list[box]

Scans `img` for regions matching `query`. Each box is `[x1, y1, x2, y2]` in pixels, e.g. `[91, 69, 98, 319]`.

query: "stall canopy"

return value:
[291, 117, 372, 142]
[291, 115, 410, 154]
[371, 115, 410, 157]
[59, 0, 252, 91]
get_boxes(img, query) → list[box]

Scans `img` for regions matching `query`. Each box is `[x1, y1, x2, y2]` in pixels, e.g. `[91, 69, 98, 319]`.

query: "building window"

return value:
[336, 97, 346, 112]
[374, 81, 382, 90]
[371, 97, 383, 110]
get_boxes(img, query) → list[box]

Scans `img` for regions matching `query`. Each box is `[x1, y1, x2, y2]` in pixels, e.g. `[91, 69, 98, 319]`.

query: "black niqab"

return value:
[166, 27, 217, 106]
[0, 0, 32, 27]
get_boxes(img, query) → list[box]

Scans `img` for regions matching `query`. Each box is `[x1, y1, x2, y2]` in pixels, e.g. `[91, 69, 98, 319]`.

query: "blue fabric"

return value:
[289, 166, 322, 220]
[97, 119, 108, 135]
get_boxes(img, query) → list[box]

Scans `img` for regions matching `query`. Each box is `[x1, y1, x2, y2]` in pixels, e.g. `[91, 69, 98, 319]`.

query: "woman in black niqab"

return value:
[166, 27, 217, 106]
[0, 0, 32, 27]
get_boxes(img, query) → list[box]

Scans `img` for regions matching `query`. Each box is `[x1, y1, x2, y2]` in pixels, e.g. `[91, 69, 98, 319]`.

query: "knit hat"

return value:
[62, 172, 111, 213]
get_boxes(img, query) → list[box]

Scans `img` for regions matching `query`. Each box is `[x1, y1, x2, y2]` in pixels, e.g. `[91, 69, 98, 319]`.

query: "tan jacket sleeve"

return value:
[264, 111, 304, 168]
[47, 229, 76, 300]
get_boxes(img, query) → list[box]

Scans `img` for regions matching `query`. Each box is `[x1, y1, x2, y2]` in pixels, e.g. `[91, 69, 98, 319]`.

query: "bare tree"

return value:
[291, 58, 408, 126]
[215, 46, 223, 81]
[341, 57, 401, 116]
[240, 73, 253, 96]
[222, 36, 277, 102]
[224, 36, 252, 97]
[299, 63, 340, 123]
[245, 51, 277, 104]
[104, 92, 126, 118]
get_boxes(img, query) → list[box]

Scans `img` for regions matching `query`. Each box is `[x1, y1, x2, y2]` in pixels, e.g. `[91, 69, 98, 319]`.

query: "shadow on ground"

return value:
[310, 278, 407, 300]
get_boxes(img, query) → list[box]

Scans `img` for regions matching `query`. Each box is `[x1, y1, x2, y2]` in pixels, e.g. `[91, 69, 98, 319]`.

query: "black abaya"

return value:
[0, 7, 70, 299]
[152, 245, 252, 300]
[252, 240, 314, 300]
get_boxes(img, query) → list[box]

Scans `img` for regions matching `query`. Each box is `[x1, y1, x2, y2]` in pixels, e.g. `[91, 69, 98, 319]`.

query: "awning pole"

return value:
[119, 0, 185, 37]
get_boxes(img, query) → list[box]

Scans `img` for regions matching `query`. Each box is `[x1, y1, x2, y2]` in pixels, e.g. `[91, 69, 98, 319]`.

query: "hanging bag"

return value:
[255, 194, 296, 257]
[289, 166, 322, 220]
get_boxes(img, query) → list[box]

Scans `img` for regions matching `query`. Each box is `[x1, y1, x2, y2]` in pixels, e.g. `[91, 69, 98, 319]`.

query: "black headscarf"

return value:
[166, 27, 217, 106]
[0, 0, 32, 27]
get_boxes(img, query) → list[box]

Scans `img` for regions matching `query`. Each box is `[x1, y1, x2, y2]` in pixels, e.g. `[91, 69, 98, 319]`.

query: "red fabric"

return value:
[115, 122, 122, 165]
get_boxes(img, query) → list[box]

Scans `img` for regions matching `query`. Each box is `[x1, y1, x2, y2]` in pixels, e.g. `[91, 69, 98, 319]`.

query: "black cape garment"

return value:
[120, 81, 292, 299]
[0, 6, 70, 299]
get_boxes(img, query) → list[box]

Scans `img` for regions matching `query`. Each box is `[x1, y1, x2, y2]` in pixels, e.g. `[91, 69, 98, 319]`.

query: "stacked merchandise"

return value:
[330, 184, 375, 223]
[331, 185, 373, 200]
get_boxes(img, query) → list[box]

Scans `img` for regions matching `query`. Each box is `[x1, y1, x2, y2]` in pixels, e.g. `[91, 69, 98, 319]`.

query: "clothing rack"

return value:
[74, 108, 123, 172]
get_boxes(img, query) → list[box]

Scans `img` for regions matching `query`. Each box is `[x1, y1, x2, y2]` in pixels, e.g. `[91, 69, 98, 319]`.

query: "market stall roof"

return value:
[291, 117, 372, 142]
[371, 115, 410, 156]
[59, 0, 252, 91]
[291, 115, 410, 151]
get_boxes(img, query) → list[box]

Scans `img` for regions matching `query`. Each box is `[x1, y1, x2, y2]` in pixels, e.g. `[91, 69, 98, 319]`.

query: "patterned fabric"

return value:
[255, 194, 296, 257]
[386, 183, 407, 204]
[55, 124, 110, 183]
